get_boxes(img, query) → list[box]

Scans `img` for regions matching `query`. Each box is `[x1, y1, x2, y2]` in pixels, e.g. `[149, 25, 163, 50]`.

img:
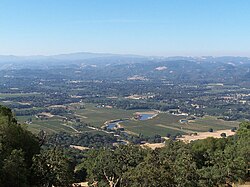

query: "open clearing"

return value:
[177, 129, 236, 143]
[141, 142, 166, 150]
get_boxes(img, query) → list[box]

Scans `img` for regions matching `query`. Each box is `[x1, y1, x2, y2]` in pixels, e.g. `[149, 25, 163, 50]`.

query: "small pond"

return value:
[106, 120, 124, 130]
[139, 113, 155, 120]
[180, 119, 188, 123]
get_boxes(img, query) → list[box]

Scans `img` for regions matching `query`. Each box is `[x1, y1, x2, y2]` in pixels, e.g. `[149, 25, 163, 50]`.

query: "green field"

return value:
[73, 103, 143, 127]
[17, 116, 77, 134]
[0, 92, 41, 99]
[16, 103, 240, 136]
[185, 116, 240, 131]
[120, 113, 183, 136]
[120, 114, 239, 136]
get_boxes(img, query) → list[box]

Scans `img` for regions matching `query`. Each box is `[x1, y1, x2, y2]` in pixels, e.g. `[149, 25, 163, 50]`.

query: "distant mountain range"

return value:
[0, 52, 249, 63]
[0, 53, 250, 82]
[0, 52, 146, 63]
[0, 52, 151, 69]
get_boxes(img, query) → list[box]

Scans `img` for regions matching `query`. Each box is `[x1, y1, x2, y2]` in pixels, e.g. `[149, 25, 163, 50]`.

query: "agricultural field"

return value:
[0, 92, 41, 99]
[185, 116, 240, 131]
[16, 103, 139, 134]
[73, 103, 143, 127]
[17, 116, 78, 134]
[16, 103, 240, 137]
[119, 113, 239, 137]
[120, 113, 184, 136]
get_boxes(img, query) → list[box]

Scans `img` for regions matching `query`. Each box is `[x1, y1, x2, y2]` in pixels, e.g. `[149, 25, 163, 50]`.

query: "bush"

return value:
[220, 133, 227, 138]
[208, 128, 214, 132]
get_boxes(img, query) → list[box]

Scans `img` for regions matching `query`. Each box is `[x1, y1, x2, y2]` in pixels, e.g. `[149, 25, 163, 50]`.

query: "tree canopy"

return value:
[0, 105, 74, 187]
[82, 123, 250, 187]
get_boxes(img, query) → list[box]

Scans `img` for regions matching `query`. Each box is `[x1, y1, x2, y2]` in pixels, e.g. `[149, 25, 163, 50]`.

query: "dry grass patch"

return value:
[141, 142, 165, 150]
[178, 129, 235, 143]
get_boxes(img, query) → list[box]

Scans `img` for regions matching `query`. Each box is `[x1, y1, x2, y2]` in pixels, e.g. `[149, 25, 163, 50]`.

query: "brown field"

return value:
[177, 129, 236, 143]
[236, 182, 250, 187]
[141, 142, 165, 150]
[141, 129, 236, 149]
[70, 145, 89, 151]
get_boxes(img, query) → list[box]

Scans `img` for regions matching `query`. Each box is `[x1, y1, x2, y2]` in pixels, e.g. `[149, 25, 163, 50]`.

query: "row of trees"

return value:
[46, 131, 117, 148]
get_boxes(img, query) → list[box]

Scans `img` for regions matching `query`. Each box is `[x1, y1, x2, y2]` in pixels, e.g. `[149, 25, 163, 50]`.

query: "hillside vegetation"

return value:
[82, 123, 250, 187]
[0, 105, 249, 187]
[0, 105, 74, 187]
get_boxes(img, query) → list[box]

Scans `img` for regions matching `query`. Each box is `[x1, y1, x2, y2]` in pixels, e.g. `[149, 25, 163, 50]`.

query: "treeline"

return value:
[46, 131, 117, 149]
[14, 107, 69, 116]
[84, 97, 177, 111]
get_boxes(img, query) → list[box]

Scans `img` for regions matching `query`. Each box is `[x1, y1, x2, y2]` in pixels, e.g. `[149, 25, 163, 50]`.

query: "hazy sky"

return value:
[0, 0, 250, 56]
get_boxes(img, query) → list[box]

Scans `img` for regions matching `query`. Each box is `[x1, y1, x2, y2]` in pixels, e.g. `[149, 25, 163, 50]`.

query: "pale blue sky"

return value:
[0, 0, 250, 56]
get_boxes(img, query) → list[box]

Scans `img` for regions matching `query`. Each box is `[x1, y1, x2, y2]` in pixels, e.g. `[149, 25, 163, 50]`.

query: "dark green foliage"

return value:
[208, 128, 213, 132]
[46, 131, 117, 148]
[32, 148, 74, 187]
[220, 132, 227, 137]
[0, 105, 75, 187]
[0, 105, 40, 186]
[83, 145, 147, 187]
[1, 149, 28, 187]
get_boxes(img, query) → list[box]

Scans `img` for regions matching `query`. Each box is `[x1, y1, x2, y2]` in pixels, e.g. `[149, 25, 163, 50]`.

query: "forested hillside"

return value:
[0, 105, 249, 187]
[82, 123, 250, 187]
[0, 105, 74, 187]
